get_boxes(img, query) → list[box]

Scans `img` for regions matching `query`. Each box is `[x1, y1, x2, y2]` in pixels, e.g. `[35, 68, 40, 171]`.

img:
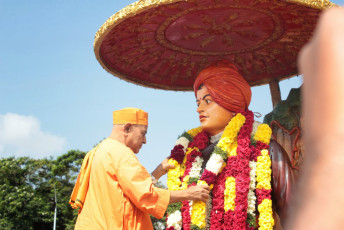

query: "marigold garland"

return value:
[253, 124, 272, 145]
[256, 150, 272, 190]
[166, 111, 274, 230]
[191, 200, 207, 228]
[224, 177, 236, 211]
[167, 159, 182, 191]
[258, 199, 274, 230]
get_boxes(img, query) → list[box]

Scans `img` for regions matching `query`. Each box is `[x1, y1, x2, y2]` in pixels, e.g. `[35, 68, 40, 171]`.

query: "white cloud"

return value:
[0, 113, 66, 158]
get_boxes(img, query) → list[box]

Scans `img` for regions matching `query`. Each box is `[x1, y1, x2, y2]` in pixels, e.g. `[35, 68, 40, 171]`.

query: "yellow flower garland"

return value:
[167, 159, 182, 190]
[255, 125, 274, 230]
[188, 126, 203, 138]
[228, 142, 238, 157]
[224, 177, 236, 212]
[258, 199, 274, 230]
[256, 150, 272, 190]
[218, 113, 246, 153]
[191, 201, 207, 228]
[253, 124, 272, 145]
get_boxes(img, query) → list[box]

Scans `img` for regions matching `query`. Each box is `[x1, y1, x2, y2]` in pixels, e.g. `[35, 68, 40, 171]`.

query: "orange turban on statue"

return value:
[194, 60, 251, 112]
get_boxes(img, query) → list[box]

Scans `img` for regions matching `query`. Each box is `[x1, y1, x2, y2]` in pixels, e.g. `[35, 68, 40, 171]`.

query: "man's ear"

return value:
[123, 123, 132, 133]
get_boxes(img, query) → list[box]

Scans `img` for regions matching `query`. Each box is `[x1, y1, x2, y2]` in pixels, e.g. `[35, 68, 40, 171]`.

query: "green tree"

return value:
[0, 150, 86, 230]
[0, 157, 54, 229]
[52, 150, 86, 230]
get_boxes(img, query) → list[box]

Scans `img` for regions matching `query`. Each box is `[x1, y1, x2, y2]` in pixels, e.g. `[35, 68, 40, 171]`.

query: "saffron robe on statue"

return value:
[74, 138, 170, 230]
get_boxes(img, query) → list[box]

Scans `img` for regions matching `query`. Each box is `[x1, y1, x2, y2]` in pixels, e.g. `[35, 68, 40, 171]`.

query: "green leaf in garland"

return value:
[179, 131, 193, 142]
[166, 202, 182, 214]
[190, 224, 204, 230]
[187, 177, 200, 185]
[213, 146, 228, 159]
[250, 136, 257, 146]
[246, 213, 257, 228]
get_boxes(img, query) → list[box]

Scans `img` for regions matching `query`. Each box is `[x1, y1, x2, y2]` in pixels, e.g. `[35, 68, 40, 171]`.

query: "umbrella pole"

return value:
[269, 79, 282, 108]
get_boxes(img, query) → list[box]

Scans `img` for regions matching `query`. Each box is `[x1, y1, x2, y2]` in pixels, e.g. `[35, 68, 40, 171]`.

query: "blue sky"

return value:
[1, 0, 343, 181]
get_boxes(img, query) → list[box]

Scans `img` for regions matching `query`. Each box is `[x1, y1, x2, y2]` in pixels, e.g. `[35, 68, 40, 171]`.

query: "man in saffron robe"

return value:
[70, 107, 210, 230]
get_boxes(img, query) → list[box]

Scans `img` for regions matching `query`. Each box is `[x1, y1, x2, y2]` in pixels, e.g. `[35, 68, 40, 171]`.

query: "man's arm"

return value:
[117, 155, 209, 218]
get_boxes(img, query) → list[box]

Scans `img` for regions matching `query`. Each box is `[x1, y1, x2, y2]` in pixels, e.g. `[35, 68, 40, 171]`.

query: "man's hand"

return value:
[151, 158, 175, 181]
[169, 184, 210, 203]
[185, 184, 210, 203]
[161, 158, 175, 172]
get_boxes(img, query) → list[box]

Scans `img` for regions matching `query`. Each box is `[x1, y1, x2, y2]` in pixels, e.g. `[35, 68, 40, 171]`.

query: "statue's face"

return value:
[196, 86, 234, 136]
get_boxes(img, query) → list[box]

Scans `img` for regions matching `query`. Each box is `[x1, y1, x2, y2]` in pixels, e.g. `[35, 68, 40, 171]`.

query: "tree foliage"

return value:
[0, 150, 85, 230]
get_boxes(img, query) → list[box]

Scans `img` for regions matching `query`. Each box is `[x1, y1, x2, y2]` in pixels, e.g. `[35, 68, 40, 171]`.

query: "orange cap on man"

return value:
[113, 108, 148, 125]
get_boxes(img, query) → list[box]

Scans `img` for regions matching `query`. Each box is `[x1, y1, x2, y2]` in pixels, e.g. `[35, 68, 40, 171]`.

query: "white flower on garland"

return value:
[167, 210, 183, 230]
[189, 156, 203, 178]
[251, 121, 261, 138]
[206, 153, 224, 174]
[175, 137, 190, 151]
[247, 161, 257, 216]
[189, 200, 193, 214]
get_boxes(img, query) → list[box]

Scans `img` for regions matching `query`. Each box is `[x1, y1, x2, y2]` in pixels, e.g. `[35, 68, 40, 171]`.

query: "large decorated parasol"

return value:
[94, 0, 335, 102]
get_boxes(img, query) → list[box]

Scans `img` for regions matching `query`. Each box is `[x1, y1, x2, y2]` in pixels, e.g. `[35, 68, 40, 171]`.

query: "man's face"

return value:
[196, 86, 233, 136]
[125, 125, 147, 154]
